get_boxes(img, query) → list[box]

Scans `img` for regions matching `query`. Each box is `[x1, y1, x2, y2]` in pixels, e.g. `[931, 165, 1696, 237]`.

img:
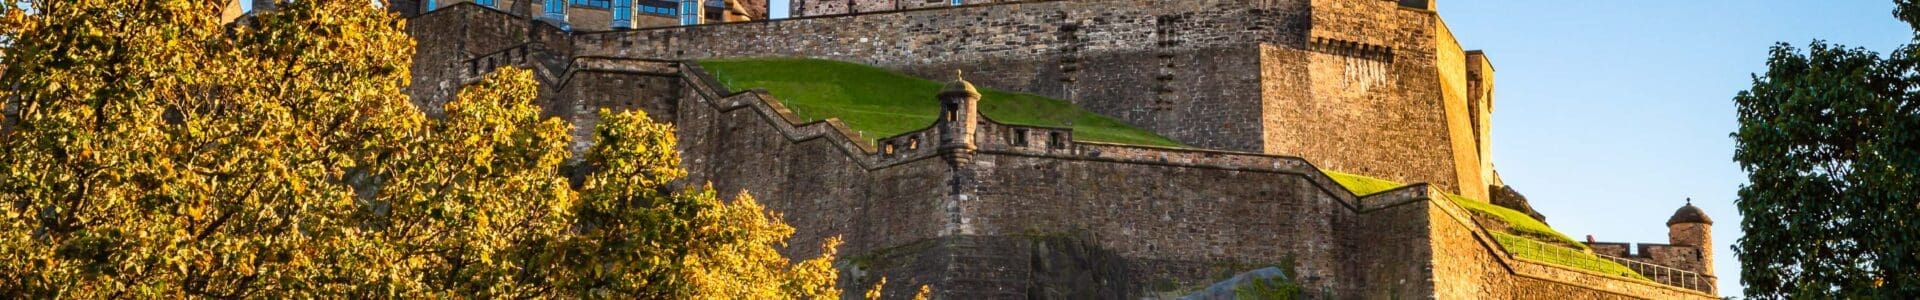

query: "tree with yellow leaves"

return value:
[0, 0, 840, 297]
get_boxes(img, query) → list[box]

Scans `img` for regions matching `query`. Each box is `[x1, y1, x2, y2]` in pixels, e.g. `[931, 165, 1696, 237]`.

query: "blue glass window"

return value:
[678, 0, 699, 25]
[476, 0, 493, 7]
[611, 0, 632, 28]
[572, 0, 611, 9]
[951, 0, 961, 5]
[545, 0, 567, 21]
[423, 0, 436, 11]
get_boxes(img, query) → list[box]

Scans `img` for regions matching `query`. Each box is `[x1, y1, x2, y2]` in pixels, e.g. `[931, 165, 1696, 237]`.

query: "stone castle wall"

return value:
[792, 0, 1025, 16]
[568, 0, 1306, 155]
[412, 0, 1486, 197]
[400, 2, 1716, 298]
[669, 60, 1445, 297]
[679, 62, 1715, 298]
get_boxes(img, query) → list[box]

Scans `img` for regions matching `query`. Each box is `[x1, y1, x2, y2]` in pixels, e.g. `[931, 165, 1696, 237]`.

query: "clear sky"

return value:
[1440, 0, 1908, 295]
[767, 0, 1913, 296]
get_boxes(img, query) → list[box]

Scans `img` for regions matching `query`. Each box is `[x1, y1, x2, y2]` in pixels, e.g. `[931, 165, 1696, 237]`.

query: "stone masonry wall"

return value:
[1261, 0, 1469, 194]
[1466, 51, 1495, 190]
[407, 4, 544, 116]
[568, 0, 1311, 154]
[410, 2, 1720, 298]
[794, 0, 1124, 17]
[555, 0, 1482, 194]
[968, 149, 1352, 296]
[1430, 190, 1719, 299]
[1435, 18, 1489, 200]
[661, 61, 1444, 298]
[435, 48, 1724, 299]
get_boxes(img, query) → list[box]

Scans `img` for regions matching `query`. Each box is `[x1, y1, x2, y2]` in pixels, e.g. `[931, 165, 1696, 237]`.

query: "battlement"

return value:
[1585, 241, 1716, 293]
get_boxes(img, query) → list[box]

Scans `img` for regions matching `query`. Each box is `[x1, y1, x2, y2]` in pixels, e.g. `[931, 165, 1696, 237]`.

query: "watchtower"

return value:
[1666, 199, 1714, 275]
[937, 70, 981, 152]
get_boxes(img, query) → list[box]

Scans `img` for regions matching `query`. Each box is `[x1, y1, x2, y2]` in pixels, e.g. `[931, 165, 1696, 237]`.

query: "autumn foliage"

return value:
[0, 0, 842, 297]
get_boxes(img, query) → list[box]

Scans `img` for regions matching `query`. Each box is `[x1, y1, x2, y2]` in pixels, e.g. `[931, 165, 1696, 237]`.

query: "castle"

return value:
[239, 0, 1720, 298]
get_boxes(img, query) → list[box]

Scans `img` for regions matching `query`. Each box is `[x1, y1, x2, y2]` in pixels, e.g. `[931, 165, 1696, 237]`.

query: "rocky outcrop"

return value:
[1490, 185, 1547, 223]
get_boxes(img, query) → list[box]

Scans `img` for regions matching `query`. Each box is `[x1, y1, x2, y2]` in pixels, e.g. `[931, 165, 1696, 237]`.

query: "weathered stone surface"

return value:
[395, 1, 1718, 298]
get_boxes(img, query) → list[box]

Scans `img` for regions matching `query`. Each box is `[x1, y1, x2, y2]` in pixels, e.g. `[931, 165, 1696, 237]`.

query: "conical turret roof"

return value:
[1667, 199, 1713, 226]
[940, 70, 980, 99]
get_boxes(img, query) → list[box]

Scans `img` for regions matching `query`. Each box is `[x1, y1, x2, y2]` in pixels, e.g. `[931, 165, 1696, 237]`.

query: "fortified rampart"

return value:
[410, 0, 1497, 199]
[391, 1, 1718, 298]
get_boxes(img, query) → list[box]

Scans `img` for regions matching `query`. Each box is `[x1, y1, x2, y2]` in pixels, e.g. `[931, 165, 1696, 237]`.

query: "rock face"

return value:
[1490, 185, 1547, 223]
[393, 0, 1720, 298]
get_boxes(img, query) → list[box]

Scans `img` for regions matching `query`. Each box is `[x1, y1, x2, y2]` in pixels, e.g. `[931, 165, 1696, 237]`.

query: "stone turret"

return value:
[937, 70, 980, 152]
[1667, 198, 1714, 275]
[936, 70, 981, 237]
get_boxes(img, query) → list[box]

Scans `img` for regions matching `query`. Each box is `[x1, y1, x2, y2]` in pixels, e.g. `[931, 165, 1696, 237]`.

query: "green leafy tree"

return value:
[0, 0, 841, 298]
[1732, 2, 1920, 298]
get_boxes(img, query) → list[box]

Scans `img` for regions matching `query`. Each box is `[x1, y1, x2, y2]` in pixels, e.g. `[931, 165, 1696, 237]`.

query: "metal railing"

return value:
[1594, 253, 1713, 293]
[1494, 232, 1714, 294]
[1492, 233, 1641, 277]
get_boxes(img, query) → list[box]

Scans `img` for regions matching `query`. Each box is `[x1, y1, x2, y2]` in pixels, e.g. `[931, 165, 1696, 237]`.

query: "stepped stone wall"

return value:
[570, 0, 1305, 156]
[411, 0, 1486, 198]
[396, 2, 1719, 298]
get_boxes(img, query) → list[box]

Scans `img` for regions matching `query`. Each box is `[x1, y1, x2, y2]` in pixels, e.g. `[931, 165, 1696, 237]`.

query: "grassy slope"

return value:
[698, 58, 1184, 147]
[1492, 232, 1652, 281]
[1321, 170, 1648, 279]
[1323, 170, 1407, 196]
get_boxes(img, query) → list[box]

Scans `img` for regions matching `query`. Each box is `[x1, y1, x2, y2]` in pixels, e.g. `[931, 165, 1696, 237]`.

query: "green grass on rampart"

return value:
[1322, 170, 1408, 196]
[697, 58, 1184, 147]
[1321, 170, 1584, 248]
[1319, 170, 1648, 279]
[1491, 232, 1651, 281]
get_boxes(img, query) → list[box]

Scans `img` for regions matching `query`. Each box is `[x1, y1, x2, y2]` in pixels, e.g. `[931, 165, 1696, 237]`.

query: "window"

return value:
[611, 0, 632, 28]
[943, 103, 958, 121]
[908, 136, 920, 150]
[571, 0, 612, 8]
[476, 0, 493, 7]
[951, 0, 962, 6]
[1010, 129, 1028, 147]
[544, 0, 567, 21]
[1048, 132, 1064, 148]
[640, 5, 675, 15]
[678, 0, 700, 25]
[884, 142, 895, 155]
[424, 0, 436, 11]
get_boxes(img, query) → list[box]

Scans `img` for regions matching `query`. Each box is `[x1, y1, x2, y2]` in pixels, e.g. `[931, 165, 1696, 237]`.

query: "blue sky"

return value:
[1440, 0, 1908, 295]
[770, 0, 1913, 295]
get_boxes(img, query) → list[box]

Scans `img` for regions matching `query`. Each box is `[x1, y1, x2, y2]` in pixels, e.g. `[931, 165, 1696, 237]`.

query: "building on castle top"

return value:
[1586, 200, 1717, 293]
[791, 0, 981, 17]
[265, 0, 769, 30]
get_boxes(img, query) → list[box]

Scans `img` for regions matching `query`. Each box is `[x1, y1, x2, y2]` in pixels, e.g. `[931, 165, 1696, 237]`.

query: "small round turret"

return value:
[940, 70, 981, 99]
[936, 70, 980, 152]
[1666, 198, 1714, 276]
